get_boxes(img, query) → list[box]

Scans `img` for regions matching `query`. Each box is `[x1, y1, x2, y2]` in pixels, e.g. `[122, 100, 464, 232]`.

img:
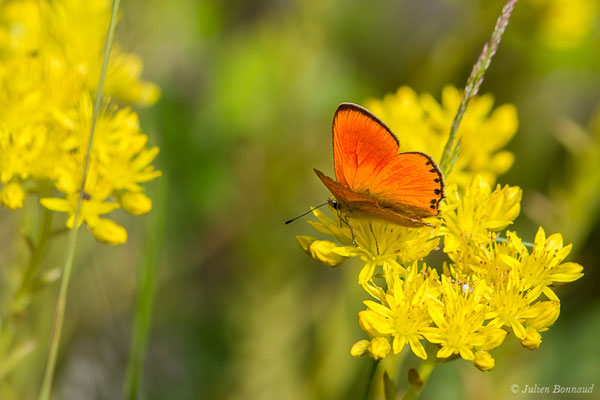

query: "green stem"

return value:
[124, 180, 166, 399]
[13, 204, 53, 316]
[38, 1, 120, 399]
[402, 344, 439, 400]
[439, 0, 518, 176]
[364, 359, 380, 400]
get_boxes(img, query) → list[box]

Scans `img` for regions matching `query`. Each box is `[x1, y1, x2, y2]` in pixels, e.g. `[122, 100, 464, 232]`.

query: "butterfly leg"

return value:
[341, 215, 357, 246]
[334, 205, 357, 246]
[368, 222, 380, 255]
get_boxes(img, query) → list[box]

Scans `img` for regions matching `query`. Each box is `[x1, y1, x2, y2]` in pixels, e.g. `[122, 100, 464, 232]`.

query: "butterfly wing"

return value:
[331, 103, 444, 220]
[315, 168, 376, 207]
[369, 151, 444, 218]
[333, 103, 400, 191]
[315, 168, 428, 227]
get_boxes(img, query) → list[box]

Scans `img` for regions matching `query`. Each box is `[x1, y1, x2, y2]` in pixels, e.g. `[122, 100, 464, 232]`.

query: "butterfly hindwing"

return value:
[369, 152, 444, 218]
[315, 168, 428, 227]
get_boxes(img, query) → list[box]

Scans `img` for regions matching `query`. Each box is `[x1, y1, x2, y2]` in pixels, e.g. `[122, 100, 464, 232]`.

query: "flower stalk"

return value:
[440, 0, 518, 175]
[363, 359, 380, 400]
[14, 203, 53, 315]
[402, 344, 439, 400]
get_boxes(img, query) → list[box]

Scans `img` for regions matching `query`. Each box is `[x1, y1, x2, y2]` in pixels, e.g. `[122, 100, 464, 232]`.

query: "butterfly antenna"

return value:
[285, 200, 332, 225]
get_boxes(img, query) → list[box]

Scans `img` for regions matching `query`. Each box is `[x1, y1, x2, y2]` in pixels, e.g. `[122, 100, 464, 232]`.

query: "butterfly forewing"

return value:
[333, 103, 399, 191]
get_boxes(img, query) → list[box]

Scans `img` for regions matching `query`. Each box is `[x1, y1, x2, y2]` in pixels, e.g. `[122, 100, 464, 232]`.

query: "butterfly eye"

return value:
[329, 199, 340, 210]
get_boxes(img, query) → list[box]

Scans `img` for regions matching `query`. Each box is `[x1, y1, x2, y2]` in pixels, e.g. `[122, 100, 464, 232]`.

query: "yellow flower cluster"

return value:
[298, 87, 583, 371]
[530, 0, 598, 49]
[0, 0, 161, 244]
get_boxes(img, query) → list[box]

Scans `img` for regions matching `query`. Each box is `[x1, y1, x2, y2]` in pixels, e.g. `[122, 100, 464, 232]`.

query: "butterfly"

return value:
[314, 103, 445, 229]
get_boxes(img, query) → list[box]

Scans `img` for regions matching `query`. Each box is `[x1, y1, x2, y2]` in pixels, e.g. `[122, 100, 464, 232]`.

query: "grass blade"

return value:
[124, 178, 166, 399]
[38, 1, 121, 398]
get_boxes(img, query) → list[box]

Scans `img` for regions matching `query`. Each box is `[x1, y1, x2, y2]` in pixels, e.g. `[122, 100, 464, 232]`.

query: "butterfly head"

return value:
[328, 198, 340, 211]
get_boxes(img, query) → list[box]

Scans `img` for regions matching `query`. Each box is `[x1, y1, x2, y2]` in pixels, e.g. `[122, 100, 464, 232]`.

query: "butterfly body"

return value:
[317, 103, 444, 227]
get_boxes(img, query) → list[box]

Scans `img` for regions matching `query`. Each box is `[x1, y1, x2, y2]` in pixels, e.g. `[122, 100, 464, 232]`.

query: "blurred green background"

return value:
[8, 0, 600, 399]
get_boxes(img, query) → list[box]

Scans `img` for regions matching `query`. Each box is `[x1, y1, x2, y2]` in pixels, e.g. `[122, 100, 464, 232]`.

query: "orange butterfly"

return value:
[315, 103, 445, 229]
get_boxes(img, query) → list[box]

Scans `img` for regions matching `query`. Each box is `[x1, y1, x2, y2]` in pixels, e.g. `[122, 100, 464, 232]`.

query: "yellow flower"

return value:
[365, 87, 431, 154]
[423, 278, 507, 363]
[440, 175, 521, 255]
[0, 125, 49, 184]
[485, 268, 561, 347]
[41, 192, 119, 229]
[357, 265, 441, 360]
[518, 300, 561, 350]
[422, 86, 517, 183]
[445, 230, 518, 285]
[1, 182, 25, 209]
[517, 227, 583, 300]
[532, 0, 598, 49]
[443, 224, 574, 351]
[40, 164, 119, 228]
[0, 1, 42, 55]
[0, 0, 160, 244]
[93, 107, 162, 192]
[106, 52, 161, 106]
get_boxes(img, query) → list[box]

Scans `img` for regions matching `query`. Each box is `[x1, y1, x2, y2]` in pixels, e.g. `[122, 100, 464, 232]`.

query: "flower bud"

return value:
[295, 236, 317, 254]
[368, 337, 391, 360]
[473, 350, 495, 371]
[1, 182, 25, 209]
[350, 340, 370, 357]
[309, 240, 347, 267]
[296, 236, 348, 267]
[520, 327, 542, 350]
[92, 218, 128, 245]
[121, 191, 152, 215]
